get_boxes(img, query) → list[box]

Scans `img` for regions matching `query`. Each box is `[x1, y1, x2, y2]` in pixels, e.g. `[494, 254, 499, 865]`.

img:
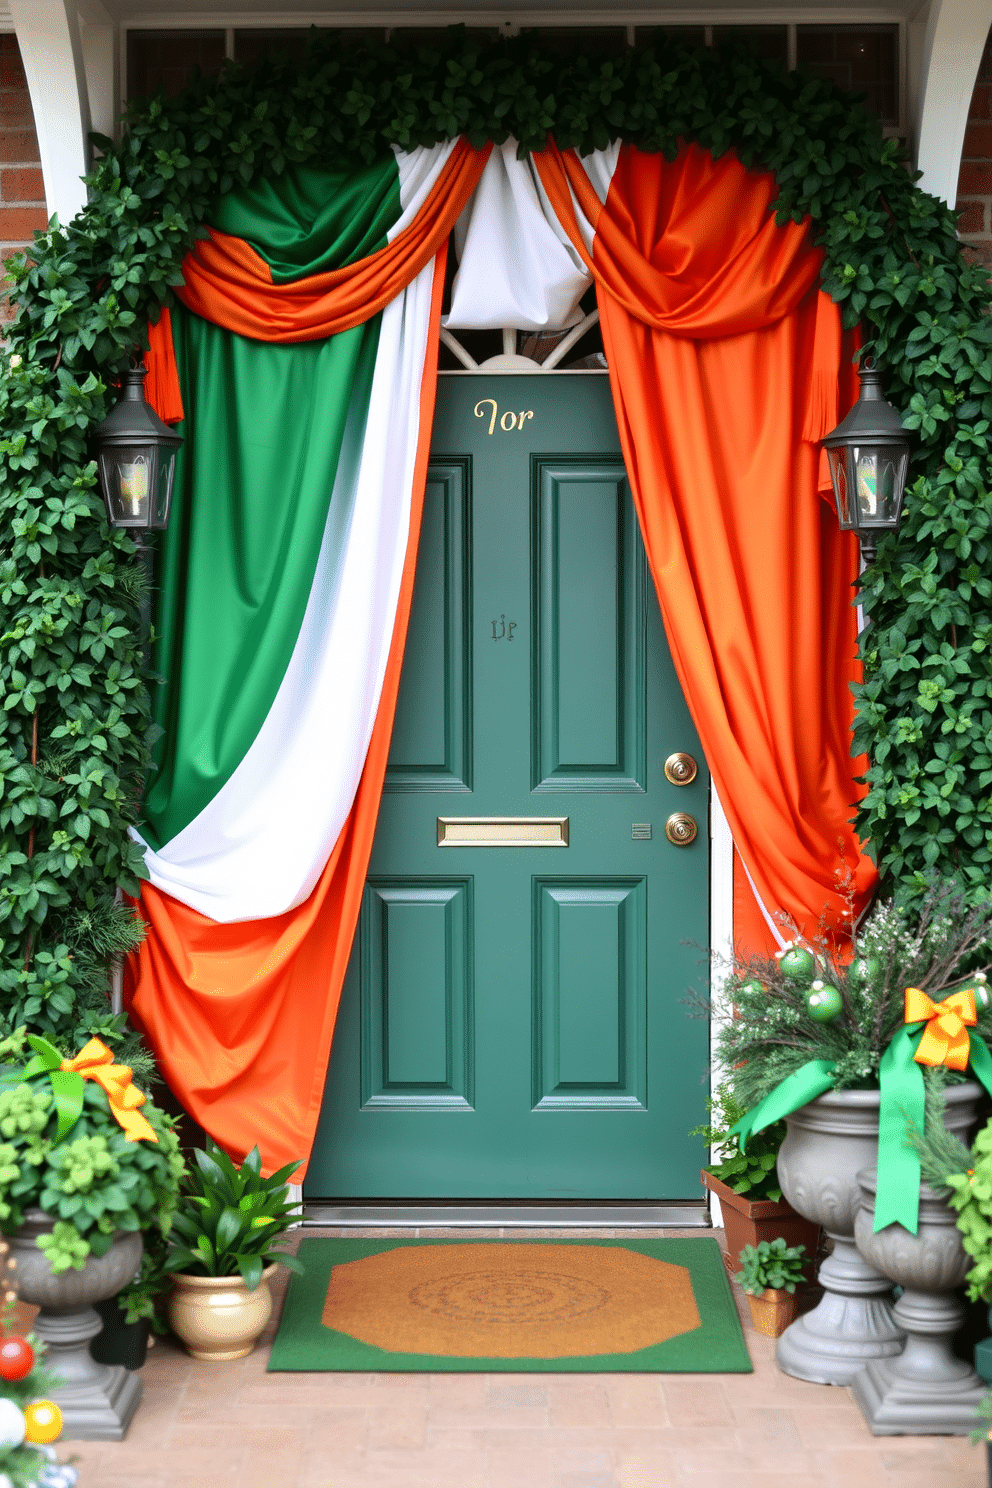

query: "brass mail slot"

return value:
[437, 816, 569, 847]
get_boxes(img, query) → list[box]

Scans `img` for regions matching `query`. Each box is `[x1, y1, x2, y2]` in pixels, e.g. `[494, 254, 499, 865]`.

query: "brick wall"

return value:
[957, 24, 992, 268]
[0, 34, 47, 327]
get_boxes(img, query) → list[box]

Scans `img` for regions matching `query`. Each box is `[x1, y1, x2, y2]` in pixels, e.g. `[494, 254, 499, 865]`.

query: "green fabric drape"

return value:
[142, 159, 412, 849]
[143, 308, 380, 849]
[208, 156, 403, 282]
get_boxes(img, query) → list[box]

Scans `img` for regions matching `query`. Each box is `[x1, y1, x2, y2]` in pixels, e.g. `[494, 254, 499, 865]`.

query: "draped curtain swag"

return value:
[129, 137, 875, 1176]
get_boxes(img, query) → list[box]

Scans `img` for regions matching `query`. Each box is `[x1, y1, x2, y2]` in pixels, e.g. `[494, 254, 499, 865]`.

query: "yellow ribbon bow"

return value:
[905, 986, 977, 1072]
[60, 1038, 158, 1143]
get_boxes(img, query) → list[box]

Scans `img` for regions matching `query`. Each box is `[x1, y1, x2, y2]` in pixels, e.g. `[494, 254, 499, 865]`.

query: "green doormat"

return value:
[268, 1237, 752, 1373]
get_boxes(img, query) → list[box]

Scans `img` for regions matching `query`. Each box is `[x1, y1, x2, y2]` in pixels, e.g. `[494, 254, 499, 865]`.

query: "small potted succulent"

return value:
[735, 1239, 807, 1338]
[692, 1083, 820, 1278]
[164, 1144, 304, 1361]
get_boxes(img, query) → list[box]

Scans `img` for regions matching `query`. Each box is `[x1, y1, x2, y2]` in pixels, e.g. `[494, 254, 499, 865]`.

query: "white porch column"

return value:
[9, 0, 91, 226]
[915, 0, 992, 207]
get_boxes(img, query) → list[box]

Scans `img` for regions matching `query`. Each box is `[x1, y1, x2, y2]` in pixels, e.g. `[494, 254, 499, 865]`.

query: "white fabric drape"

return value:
[136, 257, 438, 923]
[445, 137, 594, 332]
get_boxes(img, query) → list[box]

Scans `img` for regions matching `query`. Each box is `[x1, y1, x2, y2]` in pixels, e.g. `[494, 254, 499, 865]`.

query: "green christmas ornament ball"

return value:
[849, 955, 881, 989]
[807, 982, 843, 1022]
[737, 977, 765, 999]
[778, 947, 816, 984]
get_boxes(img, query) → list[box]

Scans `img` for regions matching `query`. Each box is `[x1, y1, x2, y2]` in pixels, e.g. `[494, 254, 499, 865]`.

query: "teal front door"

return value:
[305, 374, 709, 1200]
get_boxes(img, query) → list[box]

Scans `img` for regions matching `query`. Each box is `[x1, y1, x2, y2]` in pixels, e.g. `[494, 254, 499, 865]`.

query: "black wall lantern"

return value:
[92, 367, 182, 532]
[822, 359, 910, 563]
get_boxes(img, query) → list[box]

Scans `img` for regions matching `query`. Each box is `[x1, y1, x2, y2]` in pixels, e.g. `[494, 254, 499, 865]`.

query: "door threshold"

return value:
[302, 1201, 710, 1228]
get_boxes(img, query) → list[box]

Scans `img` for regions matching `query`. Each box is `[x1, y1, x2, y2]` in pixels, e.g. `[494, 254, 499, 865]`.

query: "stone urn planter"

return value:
[9, 1209, 143, 1440]
[774, 1081, 982, 1386]
[166, 1263, 278, 1361]
[850, 1166, 987, 1434]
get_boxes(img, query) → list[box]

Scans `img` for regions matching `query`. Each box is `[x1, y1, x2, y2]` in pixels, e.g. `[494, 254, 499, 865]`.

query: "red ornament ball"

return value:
[0, 1334, 34, 1381]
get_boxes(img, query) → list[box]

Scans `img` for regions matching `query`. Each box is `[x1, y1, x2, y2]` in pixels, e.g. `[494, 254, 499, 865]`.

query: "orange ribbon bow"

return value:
[905, 987, 977, 1072]
[60, 1038, 158, 1143]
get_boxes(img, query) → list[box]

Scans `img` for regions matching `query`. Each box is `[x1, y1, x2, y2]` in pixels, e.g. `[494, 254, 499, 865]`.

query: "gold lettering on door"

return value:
[474, 399, 534, 435]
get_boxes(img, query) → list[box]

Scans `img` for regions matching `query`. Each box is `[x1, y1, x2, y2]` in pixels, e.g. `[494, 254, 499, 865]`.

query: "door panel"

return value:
[385, 461, 472, 793]
[306, 374, 709, 1201]
[533, 877, 646, 1110]
[359, 880, 474, 1110]
[533, 459, 645, 790]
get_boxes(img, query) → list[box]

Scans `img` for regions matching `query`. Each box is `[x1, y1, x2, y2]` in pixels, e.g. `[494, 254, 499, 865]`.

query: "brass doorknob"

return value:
[665, 752, 698, 786]
[665, 812, 698, 846]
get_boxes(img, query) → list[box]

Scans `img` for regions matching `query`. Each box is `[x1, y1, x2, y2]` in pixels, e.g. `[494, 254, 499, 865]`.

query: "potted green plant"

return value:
[692, 1083, 820, 1277]
[736, 1238, 807, 1338]
[164, 1143, 304, 1361]
[90, 1227, 172, 1372]
[911, 1092, 992, 1395]
[0, 1030, 185, 1438]
[709, 883, 992, 1384]
[969, 1391, 992, 1485]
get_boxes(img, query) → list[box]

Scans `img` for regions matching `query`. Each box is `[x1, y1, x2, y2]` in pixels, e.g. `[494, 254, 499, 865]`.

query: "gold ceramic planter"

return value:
[166, 1263, 278, 1361]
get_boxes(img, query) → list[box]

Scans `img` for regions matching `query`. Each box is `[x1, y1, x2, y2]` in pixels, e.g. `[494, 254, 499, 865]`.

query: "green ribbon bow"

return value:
[726, 1026, 992, 1237]
[726, 1059, 837, 1153]
[873, 1023, 992, 1234]
[19, 1035, 85, 1145]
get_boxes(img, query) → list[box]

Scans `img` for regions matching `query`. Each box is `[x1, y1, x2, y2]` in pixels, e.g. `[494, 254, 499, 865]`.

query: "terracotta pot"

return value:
[746, 1287, 800, 1339]
[166, 1264, 278, 1361]
[701, 1170, 820, 1280]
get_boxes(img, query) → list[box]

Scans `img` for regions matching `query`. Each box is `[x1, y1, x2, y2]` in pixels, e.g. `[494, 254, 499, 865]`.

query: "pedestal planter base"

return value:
[851, 1351, 986, 1435]
[775, 1239, 904, 1385]
[33, 1305, 142, 1441]
[851, 1168, 987, 1435]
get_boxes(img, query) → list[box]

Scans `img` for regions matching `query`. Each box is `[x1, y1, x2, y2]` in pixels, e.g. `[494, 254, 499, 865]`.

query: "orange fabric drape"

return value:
[143, 141, 491, 426]
[125, 250, 450, 1178]
[176, 139, 491, 342]
[536, 140, 876, 941]
[144, 309, 184, 424]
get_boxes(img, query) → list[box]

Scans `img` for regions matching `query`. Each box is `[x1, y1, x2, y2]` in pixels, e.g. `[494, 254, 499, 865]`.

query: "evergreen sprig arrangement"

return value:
[1, 28, 991, 1051]
[713, 883, 992, 1109]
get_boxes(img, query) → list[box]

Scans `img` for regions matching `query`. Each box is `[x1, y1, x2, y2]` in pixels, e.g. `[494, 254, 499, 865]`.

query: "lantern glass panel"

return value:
[855, 446, 901, 528]
[98, 444, 160, 527]
[827, 446, 851, 526]
[154, 448, 178, 528]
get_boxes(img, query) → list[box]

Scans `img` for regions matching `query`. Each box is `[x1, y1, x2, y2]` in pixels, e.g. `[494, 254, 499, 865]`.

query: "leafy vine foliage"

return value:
[0, 29, 987, 1056]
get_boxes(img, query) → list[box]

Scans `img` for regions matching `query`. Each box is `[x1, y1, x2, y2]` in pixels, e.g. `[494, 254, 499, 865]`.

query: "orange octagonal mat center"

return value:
[269, 1237, 752, 1372]
[321, 1242, 700, 1358]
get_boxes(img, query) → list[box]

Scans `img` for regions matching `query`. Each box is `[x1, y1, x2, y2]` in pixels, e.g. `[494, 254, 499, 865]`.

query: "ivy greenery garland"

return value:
[0, 29, 990, 1060]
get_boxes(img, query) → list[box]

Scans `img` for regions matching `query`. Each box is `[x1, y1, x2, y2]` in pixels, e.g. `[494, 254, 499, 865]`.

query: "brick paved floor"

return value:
[57, 1228, 984, 1488]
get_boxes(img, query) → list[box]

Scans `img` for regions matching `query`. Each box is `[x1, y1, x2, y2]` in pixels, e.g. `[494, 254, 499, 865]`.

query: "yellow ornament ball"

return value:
[24, 1400, 62, 1444]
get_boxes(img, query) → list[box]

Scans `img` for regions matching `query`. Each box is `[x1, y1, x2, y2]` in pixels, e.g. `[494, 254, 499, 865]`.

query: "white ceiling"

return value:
[63, 1, 931, 23]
